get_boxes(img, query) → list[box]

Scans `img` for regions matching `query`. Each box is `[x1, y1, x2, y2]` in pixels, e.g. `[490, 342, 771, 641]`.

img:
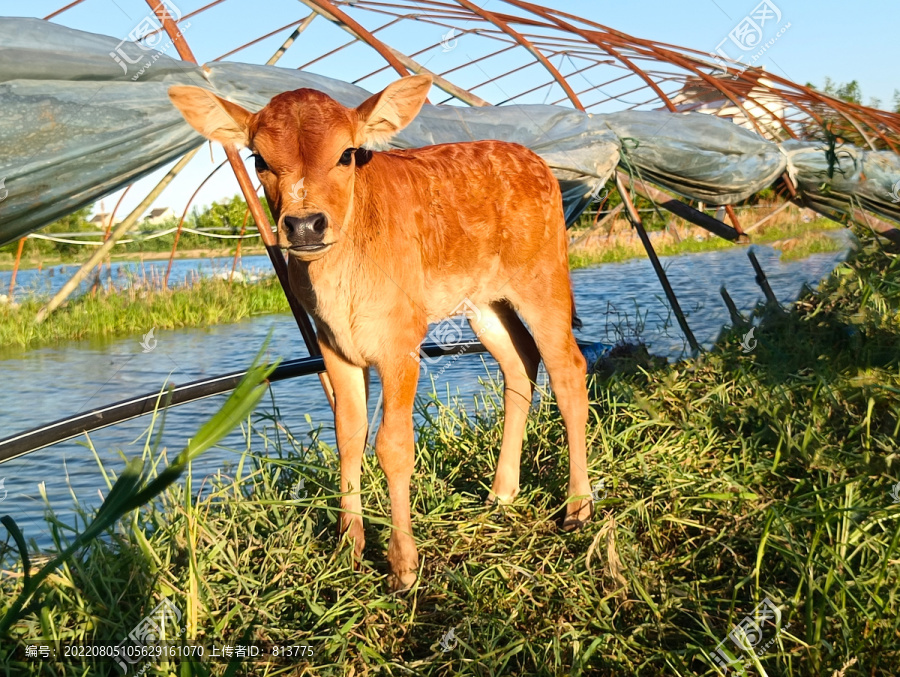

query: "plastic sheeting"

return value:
[0, 19, 616, 244]
[599, 111, 786, 204]
[1, 18, 899, 247]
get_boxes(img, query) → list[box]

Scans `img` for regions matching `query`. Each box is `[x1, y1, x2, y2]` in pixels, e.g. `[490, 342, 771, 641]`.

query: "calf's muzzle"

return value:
[282, 213, 330, 253]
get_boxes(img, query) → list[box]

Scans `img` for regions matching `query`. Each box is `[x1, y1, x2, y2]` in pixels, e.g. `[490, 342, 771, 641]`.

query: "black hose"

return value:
[0, 341, 488, 465]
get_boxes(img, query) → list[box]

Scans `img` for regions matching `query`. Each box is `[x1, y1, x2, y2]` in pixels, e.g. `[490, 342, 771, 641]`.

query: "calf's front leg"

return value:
[320, 340, 369, 558]
[374, 357, 420, 592]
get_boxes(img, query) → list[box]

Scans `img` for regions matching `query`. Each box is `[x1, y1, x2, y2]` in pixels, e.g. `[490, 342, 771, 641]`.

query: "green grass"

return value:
[0, 276, 290, 353]
[569, 217, 845, 269]
[1, 230, 898, 675]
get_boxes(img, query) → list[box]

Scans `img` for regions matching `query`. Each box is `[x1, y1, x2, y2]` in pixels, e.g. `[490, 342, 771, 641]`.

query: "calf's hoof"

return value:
[339, 518, 366, 560]
[561, 497, 594, 531]
[485, 489, 518, 506]
[387, 569, 418, 593]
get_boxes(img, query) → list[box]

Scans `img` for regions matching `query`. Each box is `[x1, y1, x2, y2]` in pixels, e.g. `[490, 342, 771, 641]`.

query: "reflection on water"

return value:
[0, 240, 851, 549]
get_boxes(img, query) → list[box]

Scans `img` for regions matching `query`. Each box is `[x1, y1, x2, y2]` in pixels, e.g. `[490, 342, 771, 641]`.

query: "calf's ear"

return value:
[356, 74, 432, 147]
[168, 86, 252, 148]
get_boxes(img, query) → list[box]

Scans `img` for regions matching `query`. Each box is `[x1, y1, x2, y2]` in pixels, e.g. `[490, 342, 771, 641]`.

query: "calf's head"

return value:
[168, 75, 432, 261]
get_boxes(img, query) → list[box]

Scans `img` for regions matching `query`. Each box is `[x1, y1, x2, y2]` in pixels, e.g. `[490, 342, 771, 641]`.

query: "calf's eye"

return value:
[338, 148, 357, 166]
[253, 154, 269, 173]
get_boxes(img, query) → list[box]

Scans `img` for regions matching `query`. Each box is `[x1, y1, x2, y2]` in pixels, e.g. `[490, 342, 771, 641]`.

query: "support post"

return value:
[747, 250, 780, 308]
[223, 147, 335, 409]
[720, 286, 749, 328]
[7, 238, 26, 299]
[724, 204, 745, 235]
[615, 174, 701, 355]
[146, 0, 334, 409]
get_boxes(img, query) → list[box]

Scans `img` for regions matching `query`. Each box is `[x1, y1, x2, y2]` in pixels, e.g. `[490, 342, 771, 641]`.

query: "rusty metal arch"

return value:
[454, 0, 585, 110]
[39, 0, 899, 150]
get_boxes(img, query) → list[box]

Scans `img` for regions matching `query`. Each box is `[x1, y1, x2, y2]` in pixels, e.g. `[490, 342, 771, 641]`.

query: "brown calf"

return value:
[168, 75, 592, 591]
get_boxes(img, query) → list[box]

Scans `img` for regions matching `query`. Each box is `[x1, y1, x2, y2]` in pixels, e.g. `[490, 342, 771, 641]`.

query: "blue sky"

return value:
[8, 0, 899, 219]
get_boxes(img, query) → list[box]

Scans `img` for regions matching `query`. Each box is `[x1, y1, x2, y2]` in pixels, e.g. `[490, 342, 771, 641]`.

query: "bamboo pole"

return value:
[36, 148, 200, 322]
[266, 13, 317, 66]
[569, 203, 624, 248]
[744, 200, 792, 234]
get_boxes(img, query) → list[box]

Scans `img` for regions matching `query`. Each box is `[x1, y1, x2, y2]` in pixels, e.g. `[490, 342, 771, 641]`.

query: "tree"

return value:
[815, 77, 863, 105]
[191, 195, 249, 234]
[0, 206, 94, 257]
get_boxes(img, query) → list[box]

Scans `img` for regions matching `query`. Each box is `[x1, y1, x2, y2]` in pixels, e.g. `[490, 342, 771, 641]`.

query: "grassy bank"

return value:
[1, 231, 898, 675]
[0, 276, 289, 353]
[569, 214, 846, 269]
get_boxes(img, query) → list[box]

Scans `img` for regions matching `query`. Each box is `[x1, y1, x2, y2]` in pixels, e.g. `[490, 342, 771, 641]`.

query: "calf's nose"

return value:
[282, 213, 328, 247]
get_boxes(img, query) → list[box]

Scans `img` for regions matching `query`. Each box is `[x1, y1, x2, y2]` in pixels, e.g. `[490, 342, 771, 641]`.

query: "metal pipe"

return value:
[747, 250, 780, 308]
[720, 286, 748, 328]
[223, 147, 335, 409]
[143, 0, 335, 409]
[43, 0, 85, 20]
[615, 174, 701, 355]
[295, 0, 413, 78]
[619, 172, 747, 243]
[724, 204, 744, 235]
[454, 0, 585, 110]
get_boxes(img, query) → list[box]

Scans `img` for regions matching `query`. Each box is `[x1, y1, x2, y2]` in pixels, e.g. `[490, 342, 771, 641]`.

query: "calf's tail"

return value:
[570, 285, 583, 331]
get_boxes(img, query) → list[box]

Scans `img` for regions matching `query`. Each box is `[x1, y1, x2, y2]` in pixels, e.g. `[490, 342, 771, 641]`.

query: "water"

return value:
[0, 239, 852, 550]
[0, 254, 274, 300]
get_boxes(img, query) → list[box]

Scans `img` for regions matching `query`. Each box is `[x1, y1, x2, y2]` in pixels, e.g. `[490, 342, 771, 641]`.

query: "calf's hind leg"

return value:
[467, 301, 540, 503]
[513, 286, 592, 529]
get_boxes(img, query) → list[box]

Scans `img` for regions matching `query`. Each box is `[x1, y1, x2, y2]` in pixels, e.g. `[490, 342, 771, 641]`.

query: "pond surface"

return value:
[1, 253, 273, 300]
[0, 238, 852, 550]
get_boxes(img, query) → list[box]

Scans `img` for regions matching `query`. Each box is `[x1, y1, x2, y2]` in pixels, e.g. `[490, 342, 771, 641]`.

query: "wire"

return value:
[26, 227, 262, 246]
